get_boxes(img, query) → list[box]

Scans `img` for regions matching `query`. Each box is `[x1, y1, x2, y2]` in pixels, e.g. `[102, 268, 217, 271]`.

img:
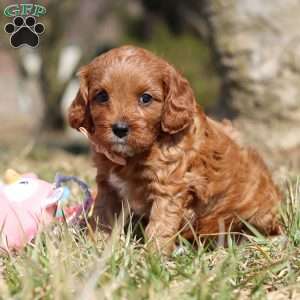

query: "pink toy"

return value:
[0, 170, 93, 252]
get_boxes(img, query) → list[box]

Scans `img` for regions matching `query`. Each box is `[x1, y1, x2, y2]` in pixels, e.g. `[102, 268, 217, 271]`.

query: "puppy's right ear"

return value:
[68, 66, 94, 133]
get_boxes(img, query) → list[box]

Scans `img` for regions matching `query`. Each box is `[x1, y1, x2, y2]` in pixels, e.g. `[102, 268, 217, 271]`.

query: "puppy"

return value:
[68, 46, 281, 254]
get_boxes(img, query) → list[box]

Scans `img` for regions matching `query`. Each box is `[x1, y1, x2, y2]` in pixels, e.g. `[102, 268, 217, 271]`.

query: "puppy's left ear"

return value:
[161, 65, 196, 134]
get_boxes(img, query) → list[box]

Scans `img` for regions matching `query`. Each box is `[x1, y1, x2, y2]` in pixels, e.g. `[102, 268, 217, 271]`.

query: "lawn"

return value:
[0, 143, 299, 300]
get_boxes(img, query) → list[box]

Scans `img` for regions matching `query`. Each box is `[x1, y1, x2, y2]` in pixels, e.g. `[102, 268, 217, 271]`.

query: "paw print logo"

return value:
[4, 16, 45, 48]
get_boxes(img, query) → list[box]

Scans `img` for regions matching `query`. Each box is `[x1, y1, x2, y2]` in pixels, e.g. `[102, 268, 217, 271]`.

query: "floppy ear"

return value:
[68, 67, 94, 133]
[161, 65, 196, 134]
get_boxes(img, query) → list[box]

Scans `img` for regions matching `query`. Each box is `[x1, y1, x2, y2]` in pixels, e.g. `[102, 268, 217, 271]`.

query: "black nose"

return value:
[112, 122, 129, 138]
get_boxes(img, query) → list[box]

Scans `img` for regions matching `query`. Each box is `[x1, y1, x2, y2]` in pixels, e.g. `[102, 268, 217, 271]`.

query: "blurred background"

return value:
[0, 0, 300, 176]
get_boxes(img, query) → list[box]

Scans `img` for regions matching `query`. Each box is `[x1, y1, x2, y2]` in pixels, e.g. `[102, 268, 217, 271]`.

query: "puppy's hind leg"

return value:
[247, 210, 282, 236]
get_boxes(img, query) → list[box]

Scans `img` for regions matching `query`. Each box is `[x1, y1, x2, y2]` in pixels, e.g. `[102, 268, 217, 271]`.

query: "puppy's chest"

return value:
[108, 171, 151, 215]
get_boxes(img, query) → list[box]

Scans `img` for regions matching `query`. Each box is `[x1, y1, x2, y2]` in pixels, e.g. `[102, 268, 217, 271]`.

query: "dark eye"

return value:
[139, 93, 153, 105]
[94, 90, 109, 103]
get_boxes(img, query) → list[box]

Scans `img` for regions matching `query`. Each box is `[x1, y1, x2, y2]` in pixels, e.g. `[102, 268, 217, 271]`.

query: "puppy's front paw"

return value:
[145, 226, 175, 256]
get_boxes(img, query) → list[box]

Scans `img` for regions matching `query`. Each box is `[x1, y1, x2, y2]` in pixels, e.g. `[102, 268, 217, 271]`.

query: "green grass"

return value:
[0, 146, 300, 300]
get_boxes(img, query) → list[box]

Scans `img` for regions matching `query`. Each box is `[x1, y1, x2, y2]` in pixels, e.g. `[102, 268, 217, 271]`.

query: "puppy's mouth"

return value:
[79, 127, 130, 166]
[111, 136, 127, 145]
[111, 139, 135, 157]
